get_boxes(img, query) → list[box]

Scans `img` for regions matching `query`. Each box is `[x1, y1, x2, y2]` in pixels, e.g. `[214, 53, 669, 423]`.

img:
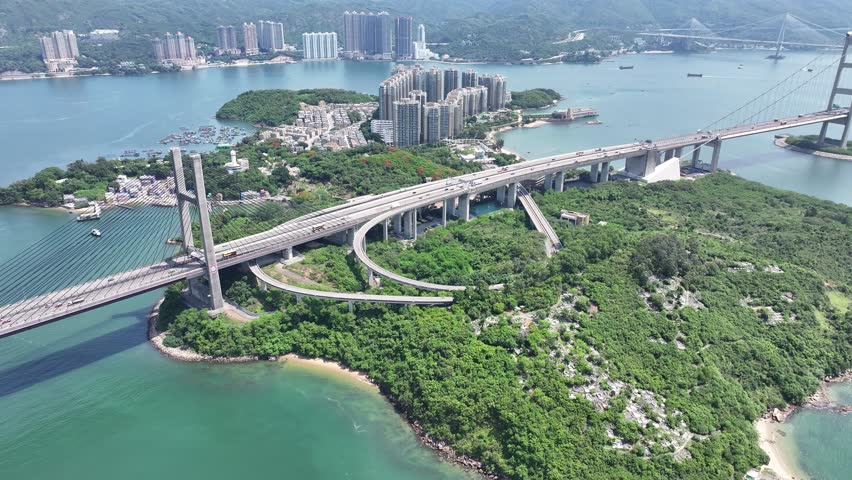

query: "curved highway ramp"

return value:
[516, 185, 562, 257]
[248, 262, 454, 307]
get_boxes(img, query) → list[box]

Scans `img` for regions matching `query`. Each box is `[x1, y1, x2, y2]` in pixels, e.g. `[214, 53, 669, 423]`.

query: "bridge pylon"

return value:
[818, 32, 852, 148]
[170, 148, 224, 311]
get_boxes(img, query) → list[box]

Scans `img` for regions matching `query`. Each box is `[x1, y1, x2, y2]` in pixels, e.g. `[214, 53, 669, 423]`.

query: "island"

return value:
[151, 171, 852, 480]
[507, 88, 562, 109]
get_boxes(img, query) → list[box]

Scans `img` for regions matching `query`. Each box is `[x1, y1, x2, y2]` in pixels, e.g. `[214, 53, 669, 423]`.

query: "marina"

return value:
[158, 125, 248, 147]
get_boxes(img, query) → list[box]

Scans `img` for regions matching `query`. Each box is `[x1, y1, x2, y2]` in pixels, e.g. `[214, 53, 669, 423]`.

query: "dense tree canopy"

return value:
[160, 172, 852, 480]
[216, 89, 377, 126]
[508, 88, 562, 109]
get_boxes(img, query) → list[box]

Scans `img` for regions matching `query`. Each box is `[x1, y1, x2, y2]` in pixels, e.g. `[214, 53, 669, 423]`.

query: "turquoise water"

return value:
[781, 383, 852, 480]
[2, 51, 852, 479]
[0, 206, 476, 480]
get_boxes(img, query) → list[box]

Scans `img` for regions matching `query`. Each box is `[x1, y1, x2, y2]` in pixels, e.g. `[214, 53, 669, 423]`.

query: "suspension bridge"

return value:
[0, 33, 850, 338]
[640, 13, 849, 58]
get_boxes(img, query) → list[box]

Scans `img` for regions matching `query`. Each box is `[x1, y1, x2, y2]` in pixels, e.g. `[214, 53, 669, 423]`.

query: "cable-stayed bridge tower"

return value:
[171, 148, 224, 311]
[819, 32, 852, 147]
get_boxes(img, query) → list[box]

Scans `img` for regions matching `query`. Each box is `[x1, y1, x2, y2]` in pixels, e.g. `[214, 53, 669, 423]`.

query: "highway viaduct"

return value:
[1, 106, 848, 339]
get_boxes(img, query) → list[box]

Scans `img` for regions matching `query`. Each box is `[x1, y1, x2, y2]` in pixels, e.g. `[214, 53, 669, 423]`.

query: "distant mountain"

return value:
[0, 0, 849, 53]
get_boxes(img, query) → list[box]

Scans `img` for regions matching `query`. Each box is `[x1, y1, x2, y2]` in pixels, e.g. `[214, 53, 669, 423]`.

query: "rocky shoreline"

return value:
[774, 136, 852, 161]
[146, 299, 500, 478]
[804, 371, 852, 412]
[756, 370, 852, 479]
[146, 300, 258, 363]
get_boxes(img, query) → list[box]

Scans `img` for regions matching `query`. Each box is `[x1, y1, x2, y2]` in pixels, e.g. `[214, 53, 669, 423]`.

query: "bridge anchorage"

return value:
[0, 35, 850, 338]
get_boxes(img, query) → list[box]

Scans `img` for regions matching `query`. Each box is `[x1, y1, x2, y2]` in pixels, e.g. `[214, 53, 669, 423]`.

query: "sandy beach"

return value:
[280, 354, 377, 390]
[755, 417, 806, 480]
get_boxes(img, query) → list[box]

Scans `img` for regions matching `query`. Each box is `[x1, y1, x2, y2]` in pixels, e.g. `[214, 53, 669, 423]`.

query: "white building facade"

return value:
[302, 32, 338, 60]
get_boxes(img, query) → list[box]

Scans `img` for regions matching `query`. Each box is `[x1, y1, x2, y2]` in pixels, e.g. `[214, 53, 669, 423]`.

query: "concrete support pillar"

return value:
[819, 121, 831, 145]
[282, 246, 293, 261]
[190, 154, 223, 311]
[644, 149, 659, 175]
[625, 155, 646, 177]
[403, 210, 417, 240]
[393, 214, 403, 235]
[506, 183, 518, 209]
[382, 219, 389, 242]
[589, 163, 600, 183]
[346, 228, 355, 246]
[544, 173, 554, 191]
[820, 34, 851, 144]
[664, 149, 674, 160]
[442, 200, 448, 226]
[458, 194, 470, 221]
[554, 171, 565, 192]
[170, 148, 196, 254]
[710, 140, 722, 172]
[348, 301, 354, 314]
[841, 100, 852, 148]
[496, 185, 506, 206]
[675, 147, 683, 158]
[691, 147, 701, 168]
[256, 277, 268, 292]
[600, 162, 610, 182]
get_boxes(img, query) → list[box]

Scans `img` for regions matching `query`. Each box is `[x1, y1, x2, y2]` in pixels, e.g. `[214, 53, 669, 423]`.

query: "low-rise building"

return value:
[225, 150, 249, 174]
[560, 210, 590, 226]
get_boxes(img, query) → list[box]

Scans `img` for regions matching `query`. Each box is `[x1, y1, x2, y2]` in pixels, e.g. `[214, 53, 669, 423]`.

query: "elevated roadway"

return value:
[0, 108, 848, 337]
[516, 184, 561, 257]
[248, 263, 453, 306]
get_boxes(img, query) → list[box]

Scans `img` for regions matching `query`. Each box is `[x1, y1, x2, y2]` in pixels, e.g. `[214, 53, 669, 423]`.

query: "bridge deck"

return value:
[516, 185, 561, 257]
[249, 263, 453, 306]
[1, 108, 848, 337]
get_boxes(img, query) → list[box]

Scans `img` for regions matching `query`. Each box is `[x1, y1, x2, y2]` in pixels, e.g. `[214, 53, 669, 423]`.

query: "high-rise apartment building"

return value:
[152, 32, 197, 64]
[379, 66, 505, 146]
[379, 65, 418, 120]
[258, 21, 285, 52]
[422, 103, 442, 144]
[303, 32, 338, 60]
[443, 68, 460, 92]
[216, 25, 239, 55]
[243, 23, 259, 55]
[152, 38, 166, 62]
[342, 11, 393, 59]
[393, 98, 422, 147]
[395, 16, 414, 60]
[39, 30, 79, 61]
[478, 74, 508, 110]
[462, 69, 478, 88]
[425, 67, 444, 102]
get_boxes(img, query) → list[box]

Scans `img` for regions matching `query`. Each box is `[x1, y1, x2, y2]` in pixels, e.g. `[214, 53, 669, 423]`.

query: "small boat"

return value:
[619, 65, 634, 70]
[806, 68, 814, 73]
[738, 64, 744, 69]
[90, 229, 102, 237]
[585, 120, 602, 125]
[687, 73, 703, 78]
